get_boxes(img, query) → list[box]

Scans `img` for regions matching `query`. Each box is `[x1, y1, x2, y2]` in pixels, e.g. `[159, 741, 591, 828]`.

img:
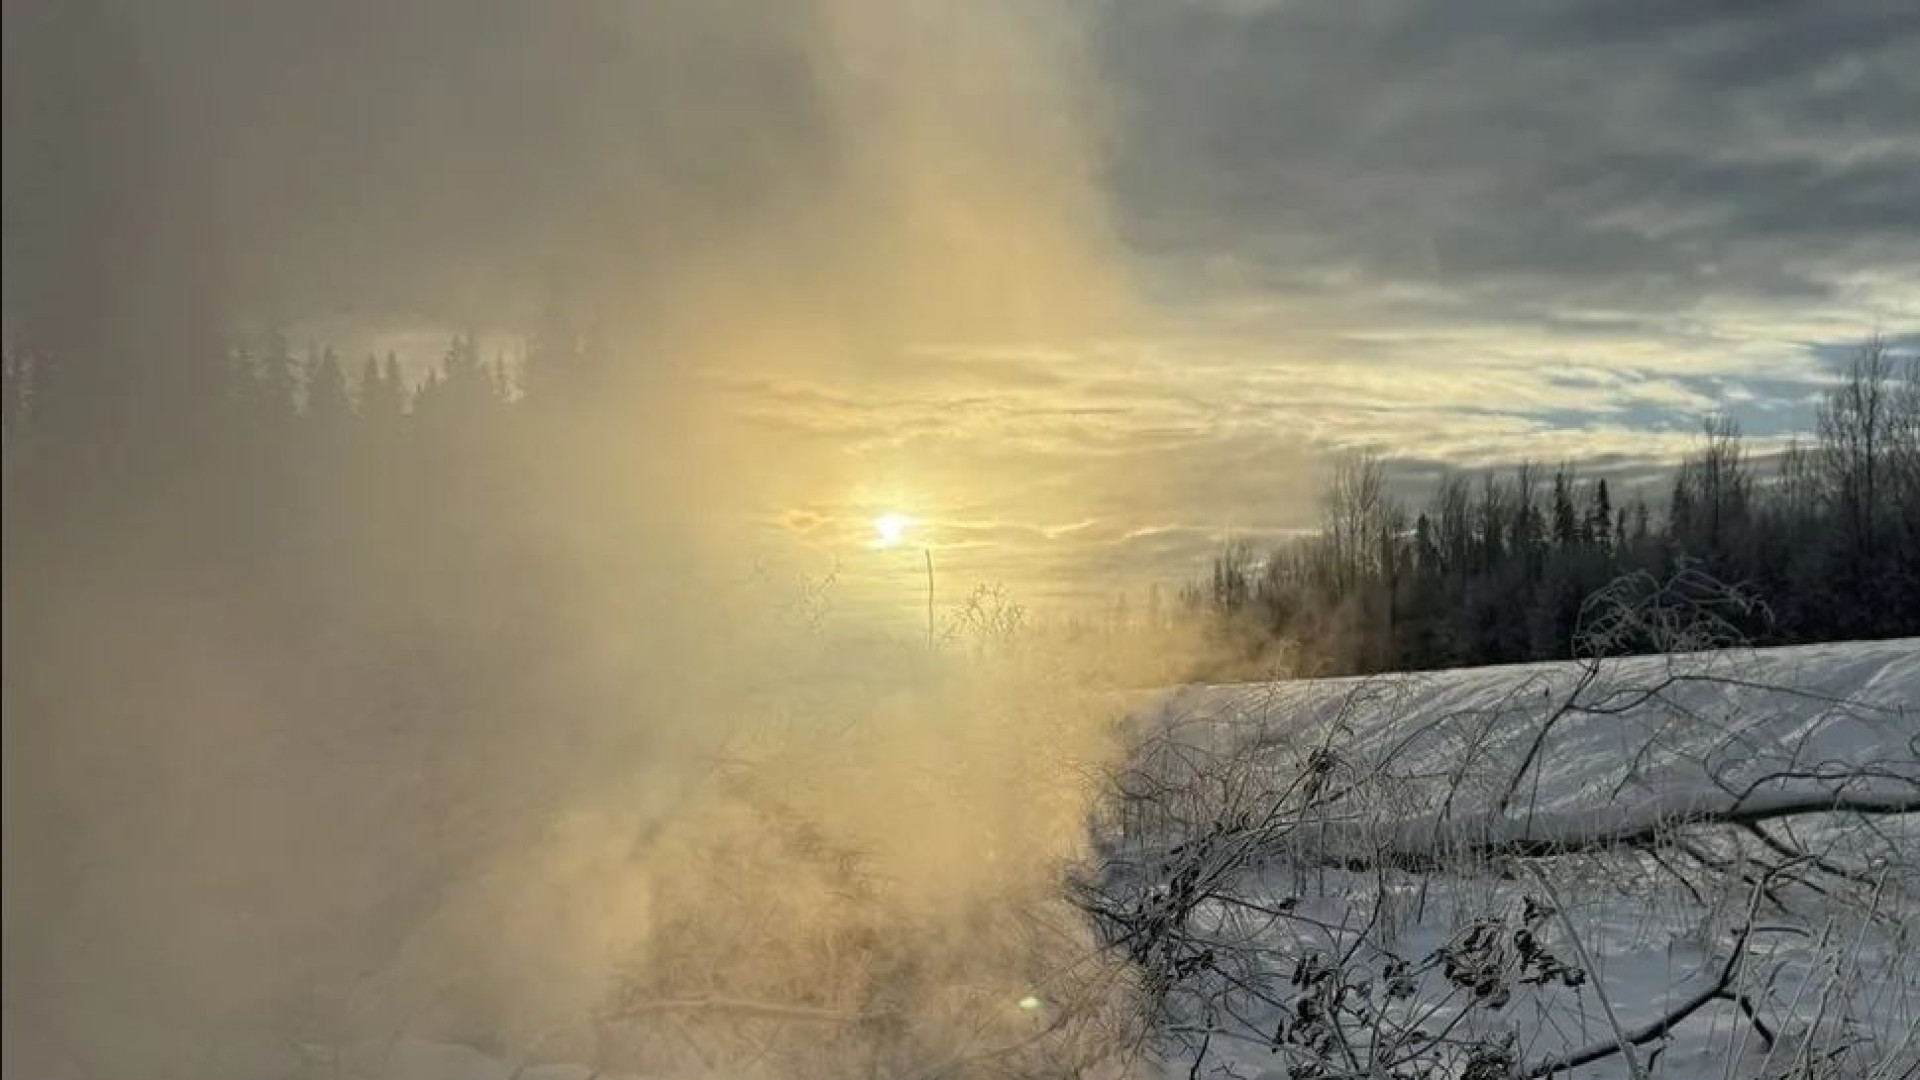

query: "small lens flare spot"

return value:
[1017, 994, 1043, 1011]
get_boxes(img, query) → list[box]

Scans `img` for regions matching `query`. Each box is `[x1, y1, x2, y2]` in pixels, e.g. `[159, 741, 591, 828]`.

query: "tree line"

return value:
[3, 326, 1915, 692]
[1177, 338, 1920, 678]
[1, 308, 648, 1039]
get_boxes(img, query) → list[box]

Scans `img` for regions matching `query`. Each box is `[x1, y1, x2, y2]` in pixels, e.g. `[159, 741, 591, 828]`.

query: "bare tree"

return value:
[1322, 450, 1388, 592]
[1817, 337, 1897, 566]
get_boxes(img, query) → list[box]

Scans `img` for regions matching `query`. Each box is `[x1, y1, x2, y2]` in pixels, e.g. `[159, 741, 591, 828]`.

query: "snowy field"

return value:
[1094, 636, 1920, 1080]
[299, 637, 1918, 1079]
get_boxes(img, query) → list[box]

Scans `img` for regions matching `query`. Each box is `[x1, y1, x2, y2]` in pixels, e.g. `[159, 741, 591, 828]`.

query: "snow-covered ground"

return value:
[1103, 637, 1920, 1080]
[298, 638, 1920, 1079]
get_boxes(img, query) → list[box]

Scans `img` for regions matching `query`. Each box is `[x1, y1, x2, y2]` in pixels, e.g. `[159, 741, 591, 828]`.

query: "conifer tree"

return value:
[1587, 478, 1613, 551]
[304, 346, 351, 425]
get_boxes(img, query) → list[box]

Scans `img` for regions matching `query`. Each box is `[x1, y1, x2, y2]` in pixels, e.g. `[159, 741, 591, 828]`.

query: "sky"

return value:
[7, 0, 1920, 620]
[727, 0, 1920, 613]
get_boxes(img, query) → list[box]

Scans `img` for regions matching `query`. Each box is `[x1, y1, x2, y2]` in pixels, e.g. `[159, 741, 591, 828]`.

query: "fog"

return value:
[1, 1, 1149, 1076]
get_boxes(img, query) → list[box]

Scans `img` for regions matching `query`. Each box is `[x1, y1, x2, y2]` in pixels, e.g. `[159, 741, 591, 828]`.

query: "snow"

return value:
[1110, 638, 1920, 1079]
[297, 1040, 638, 1080]
[311, 639, 1920, 1079]
[1122, 639, 1918, 865]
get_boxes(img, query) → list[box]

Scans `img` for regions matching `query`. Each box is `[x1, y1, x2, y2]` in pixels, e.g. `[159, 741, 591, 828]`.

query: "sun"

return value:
[873, 512, 912, 548]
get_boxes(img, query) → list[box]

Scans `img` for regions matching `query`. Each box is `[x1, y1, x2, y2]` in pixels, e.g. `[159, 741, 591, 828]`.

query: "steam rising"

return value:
[2, 1, 1140, 1076]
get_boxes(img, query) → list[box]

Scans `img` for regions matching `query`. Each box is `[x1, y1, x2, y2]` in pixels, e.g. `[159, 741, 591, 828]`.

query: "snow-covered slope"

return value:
[311, 639, 1920, 1079]
[1141, 636, 1917, 806]
[1128, 638, 1919, 859]
[1106, 638, 1920, 1080]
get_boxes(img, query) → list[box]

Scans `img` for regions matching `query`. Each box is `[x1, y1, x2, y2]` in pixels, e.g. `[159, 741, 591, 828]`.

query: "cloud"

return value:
[1100, 0, 1920, 331]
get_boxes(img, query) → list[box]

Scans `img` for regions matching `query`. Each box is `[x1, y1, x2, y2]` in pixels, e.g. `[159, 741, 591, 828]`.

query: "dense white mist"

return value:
[2, 2, 1148, 1077]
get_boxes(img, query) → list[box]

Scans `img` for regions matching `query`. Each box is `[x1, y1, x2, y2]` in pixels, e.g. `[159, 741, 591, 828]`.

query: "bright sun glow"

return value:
[873, 512, 912, 548]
